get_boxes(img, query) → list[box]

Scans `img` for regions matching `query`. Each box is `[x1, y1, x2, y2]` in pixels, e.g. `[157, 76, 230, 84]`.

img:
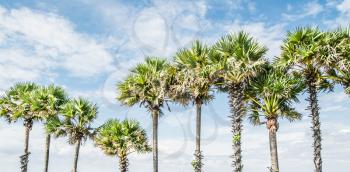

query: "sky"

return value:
[0, 0, 349, 171]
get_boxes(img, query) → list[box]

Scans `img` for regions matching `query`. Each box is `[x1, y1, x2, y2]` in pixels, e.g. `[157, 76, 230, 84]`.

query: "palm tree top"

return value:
[60, 98, 98, 144]
[215, 31, 268, 61]
[0, 82, 40, 122]
[171, 40, 214, 105]
[117, 57, 170, 111]
[30, 84, 69, 120]
[247, 67, 303, 125]
[95, 119, 151, 157]
[279, 27, 327, 70]
[212, 31, 268, 86]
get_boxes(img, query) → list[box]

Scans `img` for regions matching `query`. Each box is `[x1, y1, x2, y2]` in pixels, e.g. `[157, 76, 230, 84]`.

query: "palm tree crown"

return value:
[94, 119, 151, 172]
[60, 98, 98, 144]
[247, 67, 303, 124]
[213, 31, 267, 86]
[117, 57, 170, 112]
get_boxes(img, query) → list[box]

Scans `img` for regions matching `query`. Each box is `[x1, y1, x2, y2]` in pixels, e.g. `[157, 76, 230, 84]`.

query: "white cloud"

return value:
[282, 1, 324, 21]
[337, 0, 350, 13]
[329, 0, 350, 26]
[0, 5, 114, 90]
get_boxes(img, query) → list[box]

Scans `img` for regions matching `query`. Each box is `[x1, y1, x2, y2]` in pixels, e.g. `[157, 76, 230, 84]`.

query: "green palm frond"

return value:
[247, 65, 303, 123]
[117, 57, 171, 113]
[278, 27, 334, 91]
[0, 82, 40, 122]
[94, 119, 151, 157]
[60, 98, 98, 144]
[171, 40, 214, 105]
[212, 31, 268, 87]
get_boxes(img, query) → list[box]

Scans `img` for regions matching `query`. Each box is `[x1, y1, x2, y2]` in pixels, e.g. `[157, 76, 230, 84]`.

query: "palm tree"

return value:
[172, 40, 214, 171]
[211, 31, 267, 172]
[278, 27, 332, 172]
[60, 98, 98, 172]
[117, 57, 171, 172]
[0, 82, 39, 172]
[94, 119, 151, 172]
[29, 85, 68, 172]
[246, 67, 303, 172]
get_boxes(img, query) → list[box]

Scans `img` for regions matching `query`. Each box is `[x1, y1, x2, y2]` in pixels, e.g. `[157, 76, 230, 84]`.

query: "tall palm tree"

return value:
[211, 31, 267, 172]
[172, 40, 214, 171]
[247, 67, 303, 172]
[94, 119, 151, 172]
[60, 98, 98, 172]
[0, 82, 39, 172]
[278, 27, 332, 172]
[117, 57, 171, 172]
[29, 85, 68, 172]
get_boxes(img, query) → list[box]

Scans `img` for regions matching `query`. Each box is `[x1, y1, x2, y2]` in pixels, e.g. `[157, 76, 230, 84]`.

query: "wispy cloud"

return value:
[282, 1, 324, 21]
[0, 5, 114, 90]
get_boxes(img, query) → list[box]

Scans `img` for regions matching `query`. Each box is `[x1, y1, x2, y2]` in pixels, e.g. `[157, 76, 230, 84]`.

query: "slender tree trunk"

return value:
[228, 83, 245, 172]
[44, 134, 51, 172]
[119, 155, 129, 172]
[267, 118, 279, 172]
[193, 99, 203, 172]
[152, 110, 159, 172]
[21, 119, 32, 172]
[72, 139, 81, 172]
[306, 75, 322, 172]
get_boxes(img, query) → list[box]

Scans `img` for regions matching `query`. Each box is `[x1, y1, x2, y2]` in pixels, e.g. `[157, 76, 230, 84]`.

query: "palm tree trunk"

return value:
[119, 155, 129, 172]
[229, 83, 245, 172]
[21, 119, 32, 172]
[44, 134, 51, 172]
[267, 118, 279, 172]
[193, 99, 203, 172]
[152, 109, 159, 172]
[72, 139, 81, 172]
[306, 75, 322, 172]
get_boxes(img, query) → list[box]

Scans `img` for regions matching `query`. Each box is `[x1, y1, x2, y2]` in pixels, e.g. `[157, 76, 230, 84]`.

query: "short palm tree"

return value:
[212, 31, 267, 172]
[29, 85, 68, 172]
[172, 40, 214, 171]
[117, 57, 171, 172]
[247, 67, 303, 172]
[94, 119, 151, 172]
[278, 27, 332, 172]
[60, 98, 98, 172]
[0, 82, 39, 172]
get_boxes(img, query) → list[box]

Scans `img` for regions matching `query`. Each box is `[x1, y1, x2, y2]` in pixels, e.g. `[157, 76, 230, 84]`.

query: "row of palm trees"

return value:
[0, 25, 349, 172]
[117, 26, 350, 172]
[0, 84, 151, 172]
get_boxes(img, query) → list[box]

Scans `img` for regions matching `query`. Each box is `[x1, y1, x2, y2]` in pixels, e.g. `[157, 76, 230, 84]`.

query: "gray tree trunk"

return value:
[44, 134, 51, 172]
[193, 99, 203, 172]
[307, 75, 322, 172]
[119, 155, 129, 172]
[72, 139, 81, 172]
[267, 118, 279, 172]
[152, 110, 159, 172]
[21, 119, 32, 172]
[229, 83, 245, 172]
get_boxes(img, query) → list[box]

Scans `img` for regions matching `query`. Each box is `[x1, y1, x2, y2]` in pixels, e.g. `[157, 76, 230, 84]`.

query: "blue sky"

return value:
[0, 0, 349, 171]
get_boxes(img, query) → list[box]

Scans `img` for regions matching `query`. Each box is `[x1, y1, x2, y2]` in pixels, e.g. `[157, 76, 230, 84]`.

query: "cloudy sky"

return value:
[0, 0, 349, 171]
